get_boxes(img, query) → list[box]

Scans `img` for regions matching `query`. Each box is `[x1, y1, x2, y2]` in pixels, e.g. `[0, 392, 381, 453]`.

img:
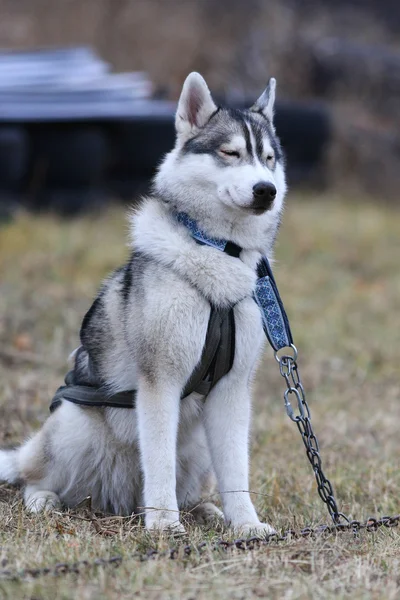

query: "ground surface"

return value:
[0, 194, 399, 599]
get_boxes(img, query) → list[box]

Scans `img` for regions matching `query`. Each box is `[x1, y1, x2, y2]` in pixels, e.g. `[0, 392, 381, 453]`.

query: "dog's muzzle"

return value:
[251, 181, 276, 214]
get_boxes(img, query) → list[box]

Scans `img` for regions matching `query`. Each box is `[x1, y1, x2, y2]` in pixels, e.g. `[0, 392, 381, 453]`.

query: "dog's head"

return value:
[154, 72, 287, 243]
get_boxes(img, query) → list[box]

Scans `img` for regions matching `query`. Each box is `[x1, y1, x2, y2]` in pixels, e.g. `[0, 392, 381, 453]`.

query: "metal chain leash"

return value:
[1, 514, 399, 580]
[0, 555, 123, 581]
[275, 344, 349, 525]
[274, 343, 400, 530]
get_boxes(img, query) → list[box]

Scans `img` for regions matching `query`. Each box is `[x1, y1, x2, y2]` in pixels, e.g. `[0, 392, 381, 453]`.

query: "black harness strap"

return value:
[50, 371, 136, 412]
[207, 307, 236, 389]
[181, 308, 228, 398]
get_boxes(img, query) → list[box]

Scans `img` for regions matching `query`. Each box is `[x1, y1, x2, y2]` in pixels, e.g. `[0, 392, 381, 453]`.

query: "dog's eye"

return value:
[266, 154, 274, 162]
[220, 149, 240, 158]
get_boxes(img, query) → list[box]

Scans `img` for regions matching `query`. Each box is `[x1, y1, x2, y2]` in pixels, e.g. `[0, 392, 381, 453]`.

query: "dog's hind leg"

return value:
[11, 428, 61, 513]
[176, 420, 223, 527]
[188, 502, 224, 526]
[25, 485, 61, 513]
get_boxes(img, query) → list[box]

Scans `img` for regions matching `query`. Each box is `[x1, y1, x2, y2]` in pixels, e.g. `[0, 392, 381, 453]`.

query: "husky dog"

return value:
[0, 72, 287, 535]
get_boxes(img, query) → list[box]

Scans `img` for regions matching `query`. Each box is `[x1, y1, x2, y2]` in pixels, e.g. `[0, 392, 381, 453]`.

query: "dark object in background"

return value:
[311, 38, 400, 119]
[290, 0, 400, 34]
[25, 124, 108, 214]
[0, 47, 332, 215]
[0, 127, 28, 221]
[0, 127, 28, 190]
[107, 117, 175, 199]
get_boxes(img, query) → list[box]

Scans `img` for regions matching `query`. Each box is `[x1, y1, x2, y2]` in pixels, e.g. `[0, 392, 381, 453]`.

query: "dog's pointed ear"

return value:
[175, 72, 217, 143]
[250, 77, 276, 122]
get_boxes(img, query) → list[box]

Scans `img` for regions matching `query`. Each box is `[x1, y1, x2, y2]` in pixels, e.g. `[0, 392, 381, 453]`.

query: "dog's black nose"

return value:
[251, 181, 276, 213]
[253, 181, 276, 201]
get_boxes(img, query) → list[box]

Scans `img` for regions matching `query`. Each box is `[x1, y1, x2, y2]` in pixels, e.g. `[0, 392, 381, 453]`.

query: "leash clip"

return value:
[274, 344, 298, 364]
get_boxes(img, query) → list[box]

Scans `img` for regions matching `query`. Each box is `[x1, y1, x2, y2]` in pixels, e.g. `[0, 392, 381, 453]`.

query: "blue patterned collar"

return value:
[175, 212, 230, 252]
[174, 211, 293, 353]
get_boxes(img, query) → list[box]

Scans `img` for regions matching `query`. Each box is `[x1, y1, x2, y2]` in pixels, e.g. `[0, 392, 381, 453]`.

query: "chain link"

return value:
[275, 345, 349, 525]
[0, 555, 123, 580]
[1, 515, 399, 580]
[274, 345, 400, 532]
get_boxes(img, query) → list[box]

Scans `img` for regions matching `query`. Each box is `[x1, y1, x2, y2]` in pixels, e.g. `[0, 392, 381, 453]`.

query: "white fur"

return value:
[0, 450, 18, 484]
[131, 199, 259, 308]
[0, 72, 287, 536]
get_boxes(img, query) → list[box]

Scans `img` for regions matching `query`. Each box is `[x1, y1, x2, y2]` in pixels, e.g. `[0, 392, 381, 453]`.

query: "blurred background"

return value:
[1, 3, 400, 570]
[0, 0, 399, 218]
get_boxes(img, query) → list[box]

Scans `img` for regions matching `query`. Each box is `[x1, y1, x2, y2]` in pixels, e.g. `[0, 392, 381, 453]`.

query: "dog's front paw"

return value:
[146, 518, 186, 535]
[224, 260, 257, 305]
[232, 521, 276, 538]
[199, 251, 257, 307]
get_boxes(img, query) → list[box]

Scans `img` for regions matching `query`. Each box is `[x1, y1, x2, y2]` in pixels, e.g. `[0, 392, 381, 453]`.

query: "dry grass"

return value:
[0, 193, 400, 599]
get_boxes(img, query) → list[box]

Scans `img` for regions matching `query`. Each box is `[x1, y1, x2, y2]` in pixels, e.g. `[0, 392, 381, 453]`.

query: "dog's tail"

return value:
[0, 448, 20, 484]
